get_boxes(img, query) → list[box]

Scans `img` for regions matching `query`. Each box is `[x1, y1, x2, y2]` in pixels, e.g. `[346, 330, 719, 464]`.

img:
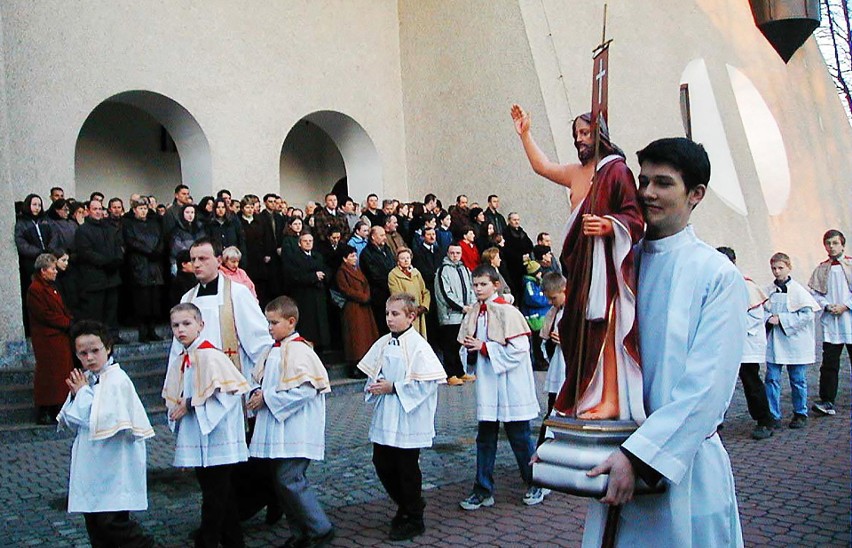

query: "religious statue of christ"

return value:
[511, 105, 645, 422]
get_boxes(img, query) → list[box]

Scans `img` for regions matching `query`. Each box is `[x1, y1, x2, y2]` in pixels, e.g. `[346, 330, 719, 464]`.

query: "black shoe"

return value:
[751, 425, 773, 440]
[789, 414, 808, 429]
[35, 408, 54, 425]
[391, 508, 407, 528]
[389, 516, 425, 541]
[302, 528, 335, 548]
[265, 503, 284, 525]
[280, 536, 304, 548]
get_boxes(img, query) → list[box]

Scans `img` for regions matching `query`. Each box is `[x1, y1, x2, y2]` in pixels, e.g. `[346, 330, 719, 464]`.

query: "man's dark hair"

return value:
[108, 197, 123, 208]
[487, 194, 498, 203]
[536, 232, 549, 243]
[471, 264, 500, 282]
[90, 192, 104, 201]
[636, 138, 711, 192]
[716, 246, 736, 264]
[50, 186, 63, 195]
[344, 196, 355, 205]
[263, 193, 278, 202]
[533, 244, 551, 261]
[423, 193, 437, 204]
[176, 249, 192, 266]
[823, 229, 846, 245]
[324, 192, 336, 201]
[456, 194, 467, 204]
[190, 236, 223, 257]
[174, 184, 189, 194]
[216, 189, 232, 199]
[367, 193, 378, 200]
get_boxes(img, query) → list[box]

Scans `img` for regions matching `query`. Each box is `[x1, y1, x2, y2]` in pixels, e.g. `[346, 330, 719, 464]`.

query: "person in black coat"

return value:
[74, 200, 124, 334]
[502, 212, 534, 298]
[123, 199, 165, 341]
[239, 198, 276, 307]
[359, 226, 396, 335]
[207, 199, 247, 259]
[15, 193, 53, 334]
[283, 233, 331, 349]
[412, 226, 445, 342]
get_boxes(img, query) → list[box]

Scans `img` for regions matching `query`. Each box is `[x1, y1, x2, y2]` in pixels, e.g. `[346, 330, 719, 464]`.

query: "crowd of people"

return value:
[16, 185, 561, 422]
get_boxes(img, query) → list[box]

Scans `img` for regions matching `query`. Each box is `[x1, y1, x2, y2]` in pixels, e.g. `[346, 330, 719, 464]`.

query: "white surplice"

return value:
[249, 334, 326, 461]
[461, 295, 539, 423]
[583, 226, 746, 548]
[59, 364, 152, 513]
[171, 339, 248, 468]
[764, 278, 818, 365]
[542, 307, 566, 395]
[741, 279, 768, 363]
[172, 274, 273, 379]
[812, 264, 852, 344]
[362, 329, 443, 449]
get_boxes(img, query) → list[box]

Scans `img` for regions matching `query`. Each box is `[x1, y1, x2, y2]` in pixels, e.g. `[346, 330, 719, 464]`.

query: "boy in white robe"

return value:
[59, 320, 155, 547]
[357, 293, 447, 541]
[537, 271, 566, 446]
[163, 302, 250, 548]
[457, 264, 544, 510]
[246, 296, 335, 547]
[809, 229, 852, 417]
[585, 138, 745, 547]
[764, 252, 820, 429]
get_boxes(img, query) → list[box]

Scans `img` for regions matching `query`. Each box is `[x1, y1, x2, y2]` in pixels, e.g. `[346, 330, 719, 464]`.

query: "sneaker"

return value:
[447, 376, 465, 386]
[789, 414, 808, 429]
[459, 492, 495, 510]
[812, 401, 836, 416]
[523, 486, 545, 506]
[751, 425, 773, 440]
[461, 373, 477, 382]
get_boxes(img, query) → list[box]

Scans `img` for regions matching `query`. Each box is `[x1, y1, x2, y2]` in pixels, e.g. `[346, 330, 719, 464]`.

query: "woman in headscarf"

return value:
[16, 194, 52, 333]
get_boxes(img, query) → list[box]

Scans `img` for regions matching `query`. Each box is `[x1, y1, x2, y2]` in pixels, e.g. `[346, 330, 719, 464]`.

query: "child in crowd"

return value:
[357, 293, 447, 541]
[246, 296, 335, 548]
[59, 320, 155, 547]
[809, 229, 852, 417]
[764, 253, 820, 429]
[521, 260, 550, 370]
[170, 249, 197, 306]
[219, 245, 258, 300]
[458, 264, 544, 510]
[537, 272, 566, 446]
[162, 302, 250, 548]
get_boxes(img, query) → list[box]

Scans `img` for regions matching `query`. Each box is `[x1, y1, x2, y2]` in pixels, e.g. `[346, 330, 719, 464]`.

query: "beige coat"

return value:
[388, 266, 431, 339]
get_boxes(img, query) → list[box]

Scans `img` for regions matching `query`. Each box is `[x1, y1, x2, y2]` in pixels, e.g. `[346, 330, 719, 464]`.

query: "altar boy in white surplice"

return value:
[246, 296, 334, 548]
[163, 302, 250, 548]
[357, 293, 447, 542]
[59, 320, 156, 547]
[584, 138, 746, 547]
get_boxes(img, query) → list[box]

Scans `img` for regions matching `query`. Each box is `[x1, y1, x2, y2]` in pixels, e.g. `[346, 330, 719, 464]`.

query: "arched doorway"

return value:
[279, 111, 381, 208]
[75, 90, 211, 204]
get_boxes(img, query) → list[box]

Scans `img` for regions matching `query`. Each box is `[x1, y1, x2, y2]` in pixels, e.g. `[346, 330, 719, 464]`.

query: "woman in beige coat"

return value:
[387, 247, 431, 338]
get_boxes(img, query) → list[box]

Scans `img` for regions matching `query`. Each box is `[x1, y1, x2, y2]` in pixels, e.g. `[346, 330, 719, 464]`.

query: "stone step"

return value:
[0, 377, 364, 443]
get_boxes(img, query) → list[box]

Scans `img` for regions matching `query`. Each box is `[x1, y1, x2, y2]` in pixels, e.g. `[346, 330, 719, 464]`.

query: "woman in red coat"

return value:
[27, 253, 73, 424]
[336, 245, 379, 378]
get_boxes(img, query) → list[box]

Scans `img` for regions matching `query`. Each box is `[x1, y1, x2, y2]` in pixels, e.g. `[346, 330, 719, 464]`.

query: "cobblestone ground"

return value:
[0, 367, 848, 547]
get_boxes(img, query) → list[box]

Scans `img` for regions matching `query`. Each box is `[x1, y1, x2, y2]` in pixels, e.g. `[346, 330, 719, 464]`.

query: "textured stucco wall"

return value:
[398, 0, 564, 242]
[0, 0, 407, 204]
[279, 120, 346, 208]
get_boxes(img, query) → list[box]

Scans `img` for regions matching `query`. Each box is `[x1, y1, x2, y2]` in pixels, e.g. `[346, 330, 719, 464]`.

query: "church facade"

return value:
[0, 0, 849, 351]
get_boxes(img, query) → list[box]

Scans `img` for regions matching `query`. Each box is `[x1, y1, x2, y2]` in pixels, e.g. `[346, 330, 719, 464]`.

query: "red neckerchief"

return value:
[182, 340, 216, 371]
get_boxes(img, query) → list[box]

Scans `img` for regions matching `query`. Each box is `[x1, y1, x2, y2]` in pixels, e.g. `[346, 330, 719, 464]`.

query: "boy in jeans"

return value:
[458, 264, 544, 510]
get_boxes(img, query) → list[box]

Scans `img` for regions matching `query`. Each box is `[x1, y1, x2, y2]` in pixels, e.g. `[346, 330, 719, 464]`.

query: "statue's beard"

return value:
[576, 143, 594, 164]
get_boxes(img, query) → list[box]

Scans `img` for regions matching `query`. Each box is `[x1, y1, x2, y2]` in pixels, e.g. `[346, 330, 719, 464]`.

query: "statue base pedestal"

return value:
[532, 415, 666, 498]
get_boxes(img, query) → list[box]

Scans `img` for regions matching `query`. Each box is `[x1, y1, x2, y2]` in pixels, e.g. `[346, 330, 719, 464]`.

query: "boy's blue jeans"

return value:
[765, 363, 808, 419]
[474, 420, 535, 497]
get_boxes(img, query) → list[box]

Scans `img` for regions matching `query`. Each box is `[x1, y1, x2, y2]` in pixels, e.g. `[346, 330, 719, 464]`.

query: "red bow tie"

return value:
[831, 259, 841, 265]
[273, 341, 281, 347]
[479, 303, 488, 314]
[181, 352, 191, 372]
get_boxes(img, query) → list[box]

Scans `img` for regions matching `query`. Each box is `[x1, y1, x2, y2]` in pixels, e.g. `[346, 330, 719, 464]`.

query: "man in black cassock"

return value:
[284, 232, 331, 350]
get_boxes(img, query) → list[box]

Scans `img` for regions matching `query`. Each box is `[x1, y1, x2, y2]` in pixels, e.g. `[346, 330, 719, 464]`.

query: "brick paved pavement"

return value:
[0, 366, 848, 547]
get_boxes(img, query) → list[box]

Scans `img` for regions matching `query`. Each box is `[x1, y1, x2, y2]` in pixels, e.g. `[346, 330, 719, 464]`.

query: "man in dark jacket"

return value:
[74, 199, 125, 337]
[502, 212, 534, 297]
[284, 233, 332, 350]
[484, 194, 507, 235]
[412, 226, 445, 343]
[313, 193, 350, 243]
[359, 226, 395, 334]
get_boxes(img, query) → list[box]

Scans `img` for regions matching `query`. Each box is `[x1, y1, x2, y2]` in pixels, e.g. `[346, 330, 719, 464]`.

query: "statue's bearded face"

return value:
[573, 118, 594, 164]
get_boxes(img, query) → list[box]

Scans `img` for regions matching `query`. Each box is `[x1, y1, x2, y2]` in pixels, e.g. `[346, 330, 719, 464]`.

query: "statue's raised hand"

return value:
[511, 104, 531, 135]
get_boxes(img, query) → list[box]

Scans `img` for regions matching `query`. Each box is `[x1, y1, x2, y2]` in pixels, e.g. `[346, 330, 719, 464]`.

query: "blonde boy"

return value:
[458, 264, 543, 510]
[764, 253, 820, 429]
[357, 293, 446, 541]
[537, 272, 567, 446]
[163, 302, 250, 548]
[247, 296, 334, 547]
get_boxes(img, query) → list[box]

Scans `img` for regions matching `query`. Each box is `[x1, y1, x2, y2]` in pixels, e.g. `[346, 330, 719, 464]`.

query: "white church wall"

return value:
[279, 119, 346, 209]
